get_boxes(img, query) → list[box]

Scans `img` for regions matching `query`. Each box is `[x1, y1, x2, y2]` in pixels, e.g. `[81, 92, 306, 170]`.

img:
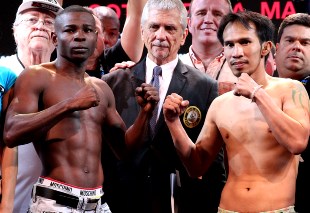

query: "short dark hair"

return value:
[217, 11, 275, 46]
[55, 5, 94, 27]
[277, 13, 310, 43]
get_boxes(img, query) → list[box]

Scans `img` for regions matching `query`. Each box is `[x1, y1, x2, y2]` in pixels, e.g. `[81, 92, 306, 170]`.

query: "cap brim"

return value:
[17, 1, 63, 16]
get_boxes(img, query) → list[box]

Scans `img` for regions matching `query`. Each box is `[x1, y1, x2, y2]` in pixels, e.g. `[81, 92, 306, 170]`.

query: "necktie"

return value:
[149, 66, 162, 137]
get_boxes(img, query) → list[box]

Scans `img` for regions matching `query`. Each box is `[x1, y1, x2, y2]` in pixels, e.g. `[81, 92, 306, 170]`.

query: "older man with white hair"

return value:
[0, 0, 62, 73]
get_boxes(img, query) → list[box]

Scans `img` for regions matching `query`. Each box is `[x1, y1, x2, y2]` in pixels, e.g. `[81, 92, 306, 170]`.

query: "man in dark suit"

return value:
[102, 0, 226, 212]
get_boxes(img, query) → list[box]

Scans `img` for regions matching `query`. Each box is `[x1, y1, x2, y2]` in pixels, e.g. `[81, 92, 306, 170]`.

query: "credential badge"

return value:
[183, 106, 201, 128]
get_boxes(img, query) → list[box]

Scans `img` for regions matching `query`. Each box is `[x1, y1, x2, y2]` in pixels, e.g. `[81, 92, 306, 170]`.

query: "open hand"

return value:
[109, 61, 136, 73]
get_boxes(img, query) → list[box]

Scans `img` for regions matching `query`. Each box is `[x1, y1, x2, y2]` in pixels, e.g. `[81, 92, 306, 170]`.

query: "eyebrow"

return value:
[224, 37, 252, 44]
[284, 35, 310, 42]
[63, 24, 95, 28]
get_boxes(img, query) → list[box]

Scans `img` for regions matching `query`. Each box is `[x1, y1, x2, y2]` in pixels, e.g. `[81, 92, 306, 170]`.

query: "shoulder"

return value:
[215, 90, 233, 102]
[21, 63, 53, 77]
[89, 75, 108, 87]
[89, 76, 114, 95]
[88, 76, 116, 106]
[260, 77, 309, 105]
[207, 91, 234, 117]
[16, 63, 55, 89]
[270, 77, 305, 92]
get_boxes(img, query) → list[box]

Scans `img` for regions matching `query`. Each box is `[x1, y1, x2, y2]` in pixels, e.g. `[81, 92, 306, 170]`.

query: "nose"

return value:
[103, 36, 112, 48]
[74, 30, 86, 41]
[104, 41, 111, 49]
[204, 12, 213, 24]
[101, 37, 108, 46]
[155, 27, 167, 40]
[35, 20, 45, 26]
[292, 41, 301, 51]
[232, 44, 244, 58]
[33, 20, 54, 31]
[33, 20, 46, 30]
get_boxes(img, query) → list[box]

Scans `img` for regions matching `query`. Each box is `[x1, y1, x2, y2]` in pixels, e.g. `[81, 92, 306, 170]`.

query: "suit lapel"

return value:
[122, 59, 146, 120]
[155, 60, 188, 135]
[131, 59, 147, 89]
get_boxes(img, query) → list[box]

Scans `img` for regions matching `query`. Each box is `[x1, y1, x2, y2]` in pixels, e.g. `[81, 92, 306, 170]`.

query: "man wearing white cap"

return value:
[0, 1, 62, 212]
[0, 0, 62, 73]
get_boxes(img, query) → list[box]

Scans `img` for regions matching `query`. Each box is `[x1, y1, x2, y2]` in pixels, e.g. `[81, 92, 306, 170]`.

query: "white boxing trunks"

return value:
[28, 176, 111, 213]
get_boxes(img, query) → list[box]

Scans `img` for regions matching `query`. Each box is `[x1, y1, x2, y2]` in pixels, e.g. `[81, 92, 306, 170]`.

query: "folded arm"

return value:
[254, 80, 309, 154]
[235, 73, 310, 154]
[4, 68, 100, 148]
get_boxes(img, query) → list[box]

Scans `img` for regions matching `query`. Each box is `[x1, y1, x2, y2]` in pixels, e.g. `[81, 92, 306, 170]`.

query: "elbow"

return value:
[288, 137, 308, 155]
[293, 142, 308, 155]
[3, 128, 18, 148]
[128, 52, 142, 63]
[4, 134, 16, 148]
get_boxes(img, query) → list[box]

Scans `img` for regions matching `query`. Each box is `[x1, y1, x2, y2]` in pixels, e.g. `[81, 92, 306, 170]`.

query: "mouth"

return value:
[31, 35, 48, 39]
[152, 43, 169, 49]
[287, 55, 302, 60]
[152, 45, 169, 53]
[153, 45, 168, 50]
[200, 26, 216, 32]
[231, 61, 247, 69]
[72, 47, 88, 53]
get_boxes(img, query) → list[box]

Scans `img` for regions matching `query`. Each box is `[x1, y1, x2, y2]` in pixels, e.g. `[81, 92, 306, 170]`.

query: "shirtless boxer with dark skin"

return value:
[3, 4, 158, 201]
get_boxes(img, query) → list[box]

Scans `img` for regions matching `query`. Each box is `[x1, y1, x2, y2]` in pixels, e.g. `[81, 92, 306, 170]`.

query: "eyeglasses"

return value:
[18, 17, 55, 28]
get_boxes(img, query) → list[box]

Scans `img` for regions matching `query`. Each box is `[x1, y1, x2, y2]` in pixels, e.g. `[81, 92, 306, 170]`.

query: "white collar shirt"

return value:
[145, 55, 178, 120]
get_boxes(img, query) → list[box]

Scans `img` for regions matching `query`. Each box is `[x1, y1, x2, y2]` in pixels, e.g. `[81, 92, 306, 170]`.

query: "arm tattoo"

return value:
[291, 82, 309, 111]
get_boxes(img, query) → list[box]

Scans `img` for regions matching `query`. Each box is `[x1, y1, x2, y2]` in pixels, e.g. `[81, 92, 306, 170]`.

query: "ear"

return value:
[275, 42, 279, 51]
[180, 28, 189, 46]
[141, 26, 145, 43]
[261, 41, 272, 57]
[13, 28, 18, 45]
[187, 17, 193, 34]
[51, 32, 57, 47]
